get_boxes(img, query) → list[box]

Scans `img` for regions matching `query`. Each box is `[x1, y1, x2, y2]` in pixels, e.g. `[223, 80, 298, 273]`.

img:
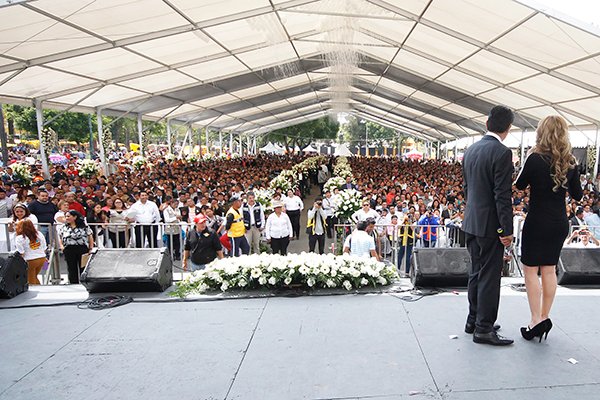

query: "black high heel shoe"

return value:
[520, 320, 547, 341]
[521, 319, 553, 342]
[542, 318, 553, 342]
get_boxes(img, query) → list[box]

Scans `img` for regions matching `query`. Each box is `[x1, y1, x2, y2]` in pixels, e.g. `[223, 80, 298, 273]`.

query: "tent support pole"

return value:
[34, 100, 50, 178]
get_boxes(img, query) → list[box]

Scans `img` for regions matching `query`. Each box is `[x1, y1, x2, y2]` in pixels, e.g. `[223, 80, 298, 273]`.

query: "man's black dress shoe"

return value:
[473, 331, 514, 346]
[465, 322, 501, 334]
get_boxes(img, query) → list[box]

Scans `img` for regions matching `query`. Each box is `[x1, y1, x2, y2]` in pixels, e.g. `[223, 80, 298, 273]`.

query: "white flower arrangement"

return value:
[269, 174, 293, 193]
[333, 156, 354, 180]
[172, 252, 398, 296]
[78, 159, 99, 178]
[253, 188, 274, 210]
[334, 189, 363, 220]
[324, 176, 345, 192]
[203, 153, 214, 161]
[164, 153, 175, 162]
[132, 155, 147, 170]
[185, 153, 199, 163]
[11, 162, 32, 186]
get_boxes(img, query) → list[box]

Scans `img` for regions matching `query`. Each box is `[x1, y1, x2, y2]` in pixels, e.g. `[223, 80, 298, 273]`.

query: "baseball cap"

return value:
[193, 214, 207, 224]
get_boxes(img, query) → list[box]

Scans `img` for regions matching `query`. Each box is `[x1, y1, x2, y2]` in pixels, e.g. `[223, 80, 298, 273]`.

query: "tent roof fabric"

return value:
[1, 0, 599, 142]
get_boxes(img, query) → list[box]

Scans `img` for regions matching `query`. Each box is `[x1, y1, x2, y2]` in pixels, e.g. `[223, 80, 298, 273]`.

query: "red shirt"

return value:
[68, 201, 86, 216]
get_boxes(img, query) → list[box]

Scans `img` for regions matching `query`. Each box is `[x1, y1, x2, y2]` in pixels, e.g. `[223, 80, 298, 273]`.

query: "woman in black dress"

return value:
[515, 115, 583, 341]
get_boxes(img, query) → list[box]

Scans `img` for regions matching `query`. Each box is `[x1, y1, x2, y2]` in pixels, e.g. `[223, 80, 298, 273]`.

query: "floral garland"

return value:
[101, 127, 113, 153]
[40, 127, 58, 152]
[333, 156, 354, 179]
[268, 155, 326, 193]
[324, 176, 345, 192]
[334, 189, 363, 220]
[253, 188, 275, 210]
[172, 252, 398, 296]
[132, 155, 147, 170]
[586, 146, 597, 175]
[185, 153, 199, 163]
[11, 163, 32, 186]
[78, 159, 99, 178]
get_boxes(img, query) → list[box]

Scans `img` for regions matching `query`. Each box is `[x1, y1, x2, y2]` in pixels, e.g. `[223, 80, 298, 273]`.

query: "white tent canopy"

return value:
[302, 144, 318, 153]
[0, 0, 598, 145]
[259, 142, 277, 153]
[442, 130, 599, 150]
[334, 143, 353, 156]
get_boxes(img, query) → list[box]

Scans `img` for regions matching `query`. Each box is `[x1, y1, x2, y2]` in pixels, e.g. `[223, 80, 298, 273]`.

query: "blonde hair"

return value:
[532, 115, 575, 192]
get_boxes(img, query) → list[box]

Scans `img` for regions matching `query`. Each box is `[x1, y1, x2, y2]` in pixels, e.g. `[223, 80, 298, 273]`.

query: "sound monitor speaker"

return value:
[410, 248, 469, 287]
[557, 248, 600, 285]
[0, 252, 28, 299]
[80, 248, 173, 293]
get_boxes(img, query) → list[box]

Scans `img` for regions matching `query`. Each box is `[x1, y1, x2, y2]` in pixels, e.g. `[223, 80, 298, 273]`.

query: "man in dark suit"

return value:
[462, 105, 515, 346]
[341, 176, 357, 190]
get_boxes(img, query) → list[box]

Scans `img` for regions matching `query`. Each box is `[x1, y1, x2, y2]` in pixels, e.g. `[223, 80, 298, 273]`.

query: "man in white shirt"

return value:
[352, 199, 380, 223]
[127, 191, 161, 248]
[322, 189, 335, 238]
[343, 221, 379, 260]
[566, 227, 600, 248]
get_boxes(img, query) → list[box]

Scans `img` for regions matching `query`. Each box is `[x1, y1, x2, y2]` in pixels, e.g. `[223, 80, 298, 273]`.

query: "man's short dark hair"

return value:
[486, 105, 514, 134]
[357, 221, 368, 231]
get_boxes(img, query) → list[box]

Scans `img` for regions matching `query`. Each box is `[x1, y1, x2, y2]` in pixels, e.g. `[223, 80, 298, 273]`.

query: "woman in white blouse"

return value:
[265, 200, 293, 255]
[282, 189, 303, 240]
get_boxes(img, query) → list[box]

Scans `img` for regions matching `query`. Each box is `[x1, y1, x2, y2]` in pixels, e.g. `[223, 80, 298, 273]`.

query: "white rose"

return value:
[307, 277, 316, 287]
[360, 278, 369, 286]
[250, 268, 262, 279]
[284, 277, 292, 285]
[221, 282, 230, 291]
[238, 279, 247, 287]
[326, 279, 336, 288]
[343, 280, 353, 291]
[268, 276, 277, 285]
[258, 276, 267, 285]
[378, 277, 387, 285]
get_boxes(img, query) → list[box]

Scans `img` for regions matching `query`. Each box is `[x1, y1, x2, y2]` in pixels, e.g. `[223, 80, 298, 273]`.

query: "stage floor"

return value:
[1, 279, 599, 400]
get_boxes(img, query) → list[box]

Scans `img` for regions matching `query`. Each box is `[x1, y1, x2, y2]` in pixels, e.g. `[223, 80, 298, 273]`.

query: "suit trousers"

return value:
[308, 233, 325, 254]
[465, 233, 504, 333]
[245, 226, 261, 254]
[270, 237, 289, 255]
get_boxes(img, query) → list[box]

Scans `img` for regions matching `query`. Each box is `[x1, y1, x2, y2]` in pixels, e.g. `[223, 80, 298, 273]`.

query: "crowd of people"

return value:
[0, 135, 599, 285]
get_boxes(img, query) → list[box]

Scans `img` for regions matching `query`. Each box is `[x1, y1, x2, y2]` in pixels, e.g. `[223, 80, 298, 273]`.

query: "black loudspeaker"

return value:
[0, 252, 28, 299]
[80, 248, 173, 293]
[410, 248, 470, 287]
[557, 248, 600, 285]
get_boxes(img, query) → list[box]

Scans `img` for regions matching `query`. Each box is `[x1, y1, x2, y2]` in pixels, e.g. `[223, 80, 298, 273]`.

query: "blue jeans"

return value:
[39, 225, 50, 246]
[398, 244, 413, 273]
[189, 260, 206, 271]
[230, 236, 250, 257]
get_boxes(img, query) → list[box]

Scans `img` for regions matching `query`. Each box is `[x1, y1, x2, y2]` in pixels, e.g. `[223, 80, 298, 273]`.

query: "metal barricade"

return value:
[333, 222, 468, 272]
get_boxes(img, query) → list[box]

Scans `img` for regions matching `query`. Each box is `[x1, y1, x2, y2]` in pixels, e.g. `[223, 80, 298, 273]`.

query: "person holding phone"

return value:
[307, 197, 327, 254]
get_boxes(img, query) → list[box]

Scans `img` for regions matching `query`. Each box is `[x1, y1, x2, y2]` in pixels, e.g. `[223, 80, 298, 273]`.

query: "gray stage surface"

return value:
[1, 279, 599, 400]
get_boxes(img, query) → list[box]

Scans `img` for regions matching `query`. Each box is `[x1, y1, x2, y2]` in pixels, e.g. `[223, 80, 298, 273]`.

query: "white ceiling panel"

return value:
[120, 71, 197, 94]
[458, 50, 538, 84]
[479, 88, 543, 110]
[493, 13, 600, 68]
[168, 0, 270, 24]
[509, 74, 596, 104]
[0, 66, 95, 98]
[55, 0, 188, 40]
[48, 48, 162, 81]
[436, 69, 496, 95]
[179, 56, 248, 82]
[423, 0, 533, 43]
[390, 50, 449, 79]
[404, 24, 479, 65]
[127, 32, 226, 65]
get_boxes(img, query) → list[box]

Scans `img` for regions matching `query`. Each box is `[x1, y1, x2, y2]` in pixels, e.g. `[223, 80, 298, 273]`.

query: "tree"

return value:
[339, 115, 397, 144]
[4, 104, 93, 143]
[263, 116, 339, 152]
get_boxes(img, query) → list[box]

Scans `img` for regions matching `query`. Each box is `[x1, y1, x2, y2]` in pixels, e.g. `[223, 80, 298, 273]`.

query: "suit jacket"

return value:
[340, 183, 357, 190]
[462, 135, 514, 238]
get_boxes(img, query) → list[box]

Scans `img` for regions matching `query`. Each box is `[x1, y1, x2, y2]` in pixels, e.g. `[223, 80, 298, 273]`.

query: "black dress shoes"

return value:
[473, 331, 514, 346]
[465, 322, 501, 334]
